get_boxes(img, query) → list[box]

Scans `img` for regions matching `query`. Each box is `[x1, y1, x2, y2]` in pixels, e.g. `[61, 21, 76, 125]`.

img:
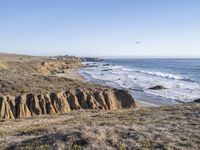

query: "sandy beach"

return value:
[55, 68, 85, 81]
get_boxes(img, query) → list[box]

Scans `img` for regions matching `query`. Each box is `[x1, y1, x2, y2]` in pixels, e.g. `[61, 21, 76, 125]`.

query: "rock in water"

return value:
[81, 57, 103, 62]
[149, 85, 167, 90]
[193, 98, 200, 103]
[103, 64, 110, 66]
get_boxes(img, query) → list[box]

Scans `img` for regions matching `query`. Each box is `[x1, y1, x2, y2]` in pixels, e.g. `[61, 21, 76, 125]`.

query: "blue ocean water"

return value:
[79, 58, 200, 105]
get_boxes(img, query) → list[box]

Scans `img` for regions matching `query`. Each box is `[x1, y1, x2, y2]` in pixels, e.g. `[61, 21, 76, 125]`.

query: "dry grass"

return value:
[0, 53, 101, 95]
[0, 103, 199, 150]
[0, 63, 9, 70]
[0, 53, 200, 149]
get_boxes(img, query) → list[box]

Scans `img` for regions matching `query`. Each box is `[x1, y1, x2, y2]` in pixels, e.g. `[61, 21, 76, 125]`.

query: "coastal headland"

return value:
[0, 53, 137, 119]
[0, 53, 199, 149]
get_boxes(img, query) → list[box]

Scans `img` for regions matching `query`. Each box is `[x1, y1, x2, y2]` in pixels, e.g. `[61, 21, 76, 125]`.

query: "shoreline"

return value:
[0, 54, 199, 149]
[0, 54, 139, 119]
[55, 68, 85, 81]
[78, 60, 190, 107]
[63, 68, 154, 108]
[77, 64, 184, 107]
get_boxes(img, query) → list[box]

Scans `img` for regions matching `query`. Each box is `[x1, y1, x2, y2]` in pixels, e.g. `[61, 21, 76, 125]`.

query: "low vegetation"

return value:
[0, 53, 199, 149]
[0, 103, 199, 149]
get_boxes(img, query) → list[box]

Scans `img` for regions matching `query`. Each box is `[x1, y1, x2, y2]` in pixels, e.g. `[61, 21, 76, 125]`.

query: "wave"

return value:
[80, 63, 200, 102]
[134, 70, 197, 82]
[85, 61, 197, 83]
[81, 63, 200, 102]
[135, 70, 181, 79]
[108, 65, 196, 83]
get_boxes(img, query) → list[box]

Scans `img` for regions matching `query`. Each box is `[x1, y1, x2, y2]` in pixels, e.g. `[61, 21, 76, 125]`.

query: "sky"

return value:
[0, 0, 200, 57]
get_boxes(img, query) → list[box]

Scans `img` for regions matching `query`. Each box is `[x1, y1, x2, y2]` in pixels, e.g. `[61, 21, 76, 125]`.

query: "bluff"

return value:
[0, 88, 137, 119]
[0, 54, 137, 119]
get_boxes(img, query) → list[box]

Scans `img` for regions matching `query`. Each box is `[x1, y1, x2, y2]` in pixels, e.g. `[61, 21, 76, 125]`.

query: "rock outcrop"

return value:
[81, 57, 103, 62]
[38, 56, 82, 75]
[193, 98, 200, 103]
[0, 89, 136, 119]
[149, 85, 167, 90]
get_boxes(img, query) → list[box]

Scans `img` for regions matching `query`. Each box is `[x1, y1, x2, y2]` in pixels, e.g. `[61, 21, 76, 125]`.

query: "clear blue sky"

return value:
[0, 0, 200, 57]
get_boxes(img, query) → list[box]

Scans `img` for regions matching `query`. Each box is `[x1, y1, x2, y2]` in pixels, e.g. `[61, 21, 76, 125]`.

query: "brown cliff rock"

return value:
[0, 96, 15, 119]
[15, 95, 32, 118]
[103, 90, 119, 110]
[94, 91, 109, 110]
[65, 91, 81, 110]
[114, 89, 137, 108]
[0, 88, 137, 119]
[38, 57, 82, 75]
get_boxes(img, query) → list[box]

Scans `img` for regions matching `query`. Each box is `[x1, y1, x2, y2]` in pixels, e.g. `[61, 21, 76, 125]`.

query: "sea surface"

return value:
[79, 58, 200, 106]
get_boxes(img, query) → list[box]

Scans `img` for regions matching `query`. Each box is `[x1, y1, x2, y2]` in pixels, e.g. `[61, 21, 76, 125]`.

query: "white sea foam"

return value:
[109, 65, 193, 82]
[80, 62, 200, 103]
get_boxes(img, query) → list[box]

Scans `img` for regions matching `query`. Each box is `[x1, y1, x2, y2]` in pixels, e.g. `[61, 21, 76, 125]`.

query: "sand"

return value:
[55, 68, 84, 81]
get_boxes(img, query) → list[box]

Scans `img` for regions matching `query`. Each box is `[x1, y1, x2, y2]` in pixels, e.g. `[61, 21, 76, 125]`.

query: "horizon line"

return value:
[1, 52, 200, 59]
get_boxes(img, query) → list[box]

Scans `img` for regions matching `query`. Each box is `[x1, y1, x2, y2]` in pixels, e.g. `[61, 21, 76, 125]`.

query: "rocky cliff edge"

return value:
[0, 88, 137, 119]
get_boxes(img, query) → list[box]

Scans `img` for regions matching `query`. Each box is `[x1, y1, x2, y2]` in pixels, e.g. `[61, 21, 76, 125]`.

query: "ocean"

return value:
[79, 58, 200, 106]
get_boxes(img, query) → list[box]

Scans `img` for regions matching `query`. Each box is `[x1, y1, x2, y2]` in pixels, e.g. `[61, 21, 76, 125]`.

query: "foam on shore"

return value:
[79, 61, 200, 105]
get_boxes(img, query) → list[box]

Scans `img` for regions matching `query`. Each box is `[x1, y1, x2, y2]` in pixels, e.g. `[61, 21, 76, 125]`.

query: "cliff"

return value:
[0, 54, 137, 119]
[38, 57, 83, 75]
[0, 88, 136, 119]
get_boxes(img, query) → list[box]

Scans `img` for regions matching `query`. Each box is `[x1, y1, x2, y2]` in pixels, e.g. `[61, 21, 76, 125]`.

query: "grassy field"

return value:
[0, 102, 199, 150]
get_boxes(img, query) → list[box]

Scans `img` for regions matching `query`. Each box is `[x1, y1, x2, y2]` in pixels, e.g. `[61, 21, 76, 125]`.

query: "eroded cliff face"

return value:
[0, 54, 137, 120]
[0, 89, 136, 119]
[37, 57, 82, 75]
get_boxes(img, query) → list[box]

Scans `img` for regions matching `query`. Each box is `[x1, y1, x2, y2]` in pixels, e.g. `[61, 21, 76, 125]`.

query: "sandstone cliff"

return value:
[0, 89, 136, 119]
[0, 54, 137, 120]
[37, 57, 82, 75]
